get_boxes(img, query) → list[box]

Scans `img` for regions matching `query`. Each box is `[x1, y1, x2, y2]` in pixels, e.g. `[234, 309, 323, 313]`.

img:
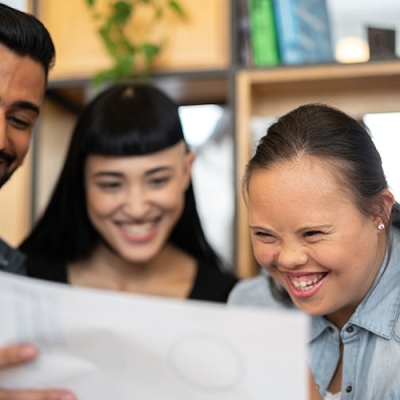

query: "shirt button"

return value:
[328, 327, 334, 333]
[346, 326, 354, 333]
[346, 385, 353, 393]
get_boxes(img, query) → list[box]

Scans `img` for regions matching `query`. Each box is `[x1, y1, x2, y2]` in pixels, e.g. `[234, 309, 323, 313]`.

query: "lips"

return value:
[119, 221, 156, 236]
[286, 272, 328, 294]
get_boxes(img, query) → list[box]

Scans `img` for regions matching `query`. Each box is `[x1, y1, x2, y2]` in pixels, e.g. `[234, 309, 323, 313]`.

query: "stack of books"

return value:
[237, 0, 334, 67]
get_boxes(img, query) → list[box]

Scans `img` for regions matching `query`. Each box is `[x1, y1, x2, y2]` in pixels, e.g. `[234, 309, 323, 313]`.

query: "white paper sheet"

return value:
[0, 271, 308, 399]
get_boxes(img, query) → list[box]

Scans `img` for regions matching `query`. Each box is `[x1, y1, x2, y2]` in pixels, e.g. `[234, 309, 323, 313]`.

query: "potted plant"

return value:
[85, 0, 186, 85]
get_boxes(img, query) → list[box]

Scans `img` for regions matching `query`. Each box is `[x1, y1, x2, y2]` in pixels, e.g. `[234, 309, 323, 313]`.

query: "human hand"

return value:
[0, 344, 76, 400]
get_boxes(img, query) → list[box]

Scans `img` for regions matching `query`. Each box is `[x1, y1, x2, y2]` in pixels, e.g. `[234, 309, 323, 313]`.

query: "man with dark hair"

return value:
[0, 4, 75, 399]
[0, 2, 54, 275]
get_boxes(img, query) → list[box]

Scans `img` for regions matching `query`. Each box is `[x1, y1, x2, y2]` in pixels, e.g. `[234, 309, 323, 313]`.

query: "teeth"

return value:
[121, 222, 154, 235]
[291, 275, 324, 292]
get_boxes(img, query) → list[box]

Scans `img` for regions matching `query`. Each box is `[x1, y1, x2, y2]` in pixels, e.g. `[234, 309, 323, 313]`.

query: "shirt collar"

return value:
[311, 228, 400, 340]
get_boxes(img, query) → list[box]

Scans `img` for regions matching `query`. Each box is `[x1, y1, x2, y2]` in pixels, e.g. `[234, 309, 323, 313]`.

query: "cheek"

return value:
[13, 133, 31, 162]
[252, 241, 276, 270]
[158, 184, 186, 212]
[86, 190, 116, 218]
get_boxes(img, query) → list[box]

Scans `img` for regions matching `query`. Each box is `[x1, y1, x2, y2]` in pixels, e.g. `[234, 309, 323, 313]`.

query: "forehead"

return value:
[85, 141, 187, 173]
[248, 157, 357, 219]
[0, 44, 46, 108]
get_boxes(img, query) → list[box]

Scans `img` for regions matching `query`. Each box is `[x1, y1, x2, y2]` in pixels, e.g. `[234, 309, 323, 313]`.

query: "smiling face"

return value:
[84, 141, 194, 265]
[0, 44, 46, 187]
[248, 156, 391, 328]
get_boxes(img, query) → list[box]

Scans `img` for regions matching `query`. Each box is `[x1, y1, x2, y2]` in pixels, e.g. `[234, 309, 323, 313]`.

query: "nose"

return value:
[275, 242, 308, 270]
[122, 186, 150, 218]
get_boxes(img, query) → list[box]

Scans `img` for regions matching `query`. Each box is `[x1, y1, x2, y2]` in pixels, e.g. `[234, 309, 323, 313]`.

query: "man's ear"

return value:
[182, 151, 195, 190]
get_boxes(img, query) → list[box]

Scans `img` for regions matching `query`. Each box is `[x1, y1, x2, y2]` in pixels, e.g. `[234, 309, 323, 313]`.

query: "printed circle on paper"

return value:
[167, 333, 243, 391]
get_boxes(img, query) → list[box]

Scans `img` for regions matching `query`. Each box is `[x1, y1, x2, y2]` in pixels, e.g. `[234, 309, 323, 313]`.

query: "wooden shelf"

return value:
[5, 2, 400, 277]
[235, 59, 400, 278]
[40, 0, 230, 82]
[47, 68, 231, 108]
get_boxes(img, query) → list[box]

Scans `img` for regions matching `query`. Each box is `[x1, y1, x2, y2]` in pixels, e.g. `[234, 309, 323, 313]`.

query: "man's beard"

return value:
[0, 151, 16, 188]
[0, 170, 13, 188]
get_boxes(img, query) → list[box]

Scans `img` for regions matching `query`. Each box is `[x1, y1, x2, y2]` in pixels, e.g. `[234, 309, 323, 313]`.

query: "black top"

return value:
[27, 256, 238, 303]
[0, 237, 27, 276]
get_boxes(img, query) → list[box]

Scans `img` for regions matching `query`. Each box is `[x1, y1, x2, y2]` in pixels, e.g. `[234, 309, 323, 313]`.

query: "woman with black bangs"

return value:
[20, 83, 237, 302]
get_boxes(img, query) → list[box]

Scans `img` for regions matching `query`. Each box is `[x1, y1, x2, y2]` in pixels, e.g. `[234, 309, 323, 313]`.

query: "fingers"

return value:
[0, 389, 76, 400]
[0, 345, 76, 400]
[0, 345, 38, 369]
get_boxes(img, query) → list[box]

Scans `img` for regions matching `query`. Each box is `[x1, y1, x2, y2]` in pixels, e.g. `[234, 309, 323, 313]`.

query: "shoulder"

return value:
[228, 272, 292, 309]
[189, 260, 238, 303]
[0, 237, 27, 275]
[26, 253, 68, 283]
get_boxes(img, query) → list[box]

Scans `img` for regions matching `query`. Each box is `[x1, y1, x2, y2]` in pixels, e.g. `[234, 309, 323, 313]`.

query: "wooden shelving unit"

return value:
[235, 60, 400, 278]
[2, 1, 400, 273]
[38, 0, 230, 82]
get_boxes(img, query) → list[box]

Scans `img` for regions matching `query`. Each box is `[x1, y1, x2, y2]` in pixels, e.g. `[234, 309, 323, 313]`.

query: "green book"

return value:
[248, 0, 280, 66]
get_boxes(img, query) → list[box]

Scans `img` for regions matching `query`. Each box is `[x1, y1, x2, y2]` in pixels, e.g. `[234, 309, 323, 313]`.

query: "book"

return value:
[236, 0, 253, 67]
[248, 0, 280, 67]
[272, 0, 334, 65]
[367, 26, 397, 60]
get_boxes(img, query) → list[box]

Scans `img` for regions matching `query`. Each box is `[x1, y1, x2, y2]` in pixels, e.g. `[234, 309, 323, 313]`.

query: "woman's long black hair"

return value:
[20, 83, 223, 271]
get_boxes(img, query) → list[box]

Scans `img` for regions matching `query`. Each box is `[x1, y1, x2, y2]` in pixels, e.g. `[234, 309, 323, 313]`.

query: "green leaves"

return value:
[112, 1, 132, 24]
[142, 43, 161, 63]
[168, 1, 185, 18]
[85, 0, 186, 86]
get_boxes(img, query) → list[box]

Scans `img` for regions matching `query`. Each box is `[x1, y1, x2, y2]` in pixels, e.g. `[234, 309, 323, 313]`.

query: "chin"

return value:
[121, 251, 155, 265]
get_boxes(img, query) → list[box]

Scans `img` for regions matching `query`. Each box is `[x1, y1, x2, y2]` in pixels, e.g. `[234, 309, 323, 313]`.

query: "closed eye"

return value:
[255, 231, 272, 237]
[252, 230, 276, 243]
[304, 231, 322, 237]
[303, 231, 324, 242]
[96, 181, 122, 190]
[8, 116, 32, 130]
[148, 176, 171, 187]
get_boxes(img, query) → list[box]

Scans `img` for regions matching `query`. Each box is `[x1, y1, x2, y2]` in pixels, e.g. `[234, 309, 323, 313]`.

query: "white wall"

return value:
[2, 0, 27, 11]
[327, 0, 400, 56]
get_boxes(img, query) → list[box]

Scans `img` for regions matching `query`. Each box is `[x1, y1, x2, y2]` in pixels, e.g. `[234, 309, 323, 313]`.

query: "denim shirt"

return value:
[228, 228, 400, 399]
[0, 236, 27, 275]
[310, 229, 400, 399]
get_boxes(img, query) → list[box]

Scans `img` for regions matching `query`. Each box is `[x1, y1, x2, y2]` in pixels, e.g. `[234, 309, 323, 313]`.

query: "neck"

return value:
[86, 241, 172, 279]
[67, 241, 197, 298]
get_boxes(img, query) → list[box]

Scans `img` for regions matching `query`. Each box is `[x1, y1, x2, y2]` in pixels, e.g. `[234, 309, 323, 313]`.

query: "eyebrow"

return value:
[248, 225, 272, 232]
[248, 224, 333, 233]
[13, 100, 40, 115]
[298, 224, 333, 232]
[92, 166, 172, 178]
[92, 172, 122, 178]
[145, 166, 172, 176]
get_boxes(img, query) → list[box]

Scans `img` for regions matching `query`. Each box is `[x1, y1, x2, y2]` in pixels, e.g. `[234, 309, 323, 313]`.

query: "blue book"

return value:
[273, 0, 334, 65]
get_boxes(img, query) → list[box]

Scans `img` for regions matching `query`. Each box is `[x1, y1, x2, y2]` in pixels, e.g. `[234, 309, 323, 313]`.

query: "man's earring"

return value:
[378, 223, 385, 231]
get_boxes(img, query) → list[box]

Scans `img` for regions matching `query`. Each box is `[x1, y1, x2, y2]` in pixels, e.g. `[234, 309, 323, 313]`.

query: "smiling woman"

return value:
[19, 83, 237, 302]
[228, 103, 400, 399]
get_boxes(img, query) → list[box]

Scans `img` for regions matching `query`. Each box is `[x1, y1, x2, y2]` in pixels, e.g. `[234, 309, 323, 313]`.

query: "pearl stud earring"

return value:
[378, 223, 385, 231]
